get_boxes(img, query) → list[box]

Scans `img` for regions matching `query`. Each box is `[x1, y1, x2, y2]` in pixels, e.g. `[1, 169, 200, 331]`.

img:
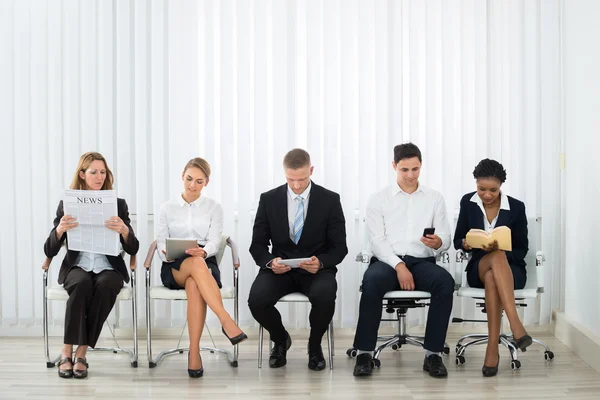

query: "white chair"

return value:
[453, 217, 554, 370]
[257, 293, 335, 369]
[346, 250, 451, 368]
[144, 236, 241, 368]
[42, 254, 139, 368]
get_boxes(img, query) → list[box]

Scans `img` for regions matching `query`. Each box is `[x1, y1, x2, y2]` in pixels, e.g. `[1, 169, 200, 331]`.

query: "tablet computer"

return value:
[166, 238, 198, 260]
[279, 257, 312, 268]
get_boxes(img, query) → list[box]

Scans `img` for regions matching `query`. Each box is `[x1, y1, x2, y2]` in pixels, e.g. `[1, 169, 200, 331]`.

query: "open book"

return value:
[465, 226, 512, 251]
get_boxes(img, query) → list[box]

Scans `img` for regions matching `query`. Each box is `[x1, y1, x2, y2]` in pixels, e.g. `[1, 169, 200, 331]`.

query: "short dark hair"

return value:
[472, 158, 507, 183]
[393, 143, 422, 163]
[283, 148, 311, 169]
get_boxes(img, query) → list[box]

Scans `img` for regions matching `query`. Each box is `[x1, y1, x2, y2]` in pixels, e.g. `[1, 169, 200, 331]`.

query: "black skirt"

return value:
[466, 259, 527, 290]
[161, 254, 222, 290]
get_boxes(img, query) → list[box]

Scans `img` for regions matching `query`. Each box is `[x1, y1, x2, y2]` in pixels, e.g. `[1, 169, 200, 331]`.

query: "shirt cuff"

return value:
[383, 255, 404, 270]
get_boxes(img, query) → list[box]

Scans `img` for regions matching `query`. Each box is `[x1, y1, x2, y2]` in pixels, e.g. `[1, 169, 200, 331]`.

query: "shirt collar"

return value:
[470, 191, 511, 211]
[391, 182, 425, 196]
[178, 193, 203, 208]
[287, 182, 312, 201]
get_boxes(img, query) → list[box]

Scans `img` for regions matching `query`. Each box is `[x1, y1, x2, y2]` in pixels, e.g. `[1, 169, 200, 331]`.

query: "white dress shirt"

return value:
[470, 191, 511, 232]
[75, 251, 113, 274]
[157, 194, 224, 263]
[287, 182, 311, 241]
[366, 182, 451, 269]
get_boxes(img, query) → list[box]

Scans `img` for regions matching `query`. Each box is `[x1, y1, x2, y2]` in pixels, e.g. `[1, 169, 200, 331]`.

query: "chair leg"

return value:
[327, 321, 334, 370]
[131, 270, 138, 367]
[42, 272, 58, 368]
[146, 270, 155, 368]
[258, 325, 263, 368]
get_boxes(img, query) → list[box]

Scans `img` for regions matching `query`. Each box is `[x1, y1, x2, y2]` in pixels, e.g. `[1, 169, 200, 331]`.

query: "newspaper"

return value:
[64, 189, 120, 256]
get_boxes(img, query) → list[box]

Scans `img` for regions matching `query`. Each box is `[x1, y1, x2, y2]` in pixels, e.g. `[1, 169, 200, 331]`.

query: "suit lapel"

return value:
[496, 208, 510, 228]
[471, 202, 485, 230]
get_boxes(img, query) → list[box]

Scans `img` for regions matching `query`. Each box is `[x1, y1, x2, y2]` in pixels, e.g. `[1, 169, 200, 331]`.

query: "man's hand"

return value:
[299, 256, 321, 274]
[481, 240, 499, 253]
[420, 233, 442, 250]
[395, 262, 415, 291]
[271, 257, 291, 274]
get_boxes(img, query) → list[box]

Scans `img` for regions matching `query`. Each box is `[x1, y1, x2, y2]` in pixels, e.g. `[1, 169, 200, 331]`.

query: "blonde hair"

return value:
[70, 152, 114, 190]
[183, 157, 211, 178]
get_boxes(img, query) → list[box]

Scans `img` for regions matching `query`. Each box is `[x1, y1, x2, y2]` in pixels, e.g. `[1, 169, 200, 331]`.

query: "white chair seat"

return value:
[278, 293, 309, 302]
[149, 285, 235, 300]
[457, 286, 538, 299]
[47, 286, 132, 301]
[383, 290, 431, 299]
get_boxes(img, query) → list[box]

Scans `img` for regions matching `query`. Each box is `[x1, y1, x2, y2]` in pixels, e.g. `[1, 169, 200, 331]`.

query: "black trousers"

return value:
[63, 267, 123, 348]
[352, 256, 454, 353]
[248, 268, 337, 345]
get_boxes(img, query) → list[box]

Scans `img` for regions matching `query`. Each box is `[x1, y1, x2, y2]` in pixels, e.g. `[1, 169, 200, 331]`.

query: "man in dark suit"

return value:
[248, 148, 348, 371]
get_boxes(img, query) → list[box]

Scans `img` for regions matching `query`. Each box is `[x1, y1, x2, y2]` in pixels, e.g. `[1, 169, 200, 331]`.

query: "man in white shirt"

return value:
[352, 143, 454, 378]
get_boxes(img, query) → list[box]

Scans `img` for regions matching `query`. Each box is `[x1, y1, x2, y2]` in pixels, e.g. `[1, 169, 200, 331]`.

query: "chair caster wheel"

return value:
[231, 361, 238, 367]
[131, 361, 138, 368]
[346, 348, 357, 358]
[179, 350, 184, 354]
[46, 362, 55, 368]
[511, 360, 521, 370]
[113, 350, 118, 354]
[455, 346, 461, 354]
[455, 356, 465, 366]
[544, 351, 554, 361]
[372, 359, 381, 368]
[210, 350, 215, 354]
[391, 344, 401, 351]
[443, 346, 450, 355]
[149, 362, 157, 368]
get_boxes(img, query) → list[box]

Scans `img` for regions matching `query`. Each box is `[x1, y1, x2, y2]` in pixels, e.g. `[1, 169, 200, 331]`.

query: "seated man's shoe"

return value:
[269, 333, 292, 368]
[423, 354, 448, 378]
[353, 353, 373, 377]
[307, 343, 326, 371]
[514, 334, 532, 352]
[482, 355, 499, 377]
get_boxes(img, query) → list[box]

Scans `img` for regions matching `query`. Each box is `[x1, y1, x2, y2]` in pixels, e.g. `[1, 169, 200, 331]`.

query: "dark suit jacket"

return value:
[44, 198, 140, 284]
[249, 182, 348, 273]
[453, 191, 528, 272]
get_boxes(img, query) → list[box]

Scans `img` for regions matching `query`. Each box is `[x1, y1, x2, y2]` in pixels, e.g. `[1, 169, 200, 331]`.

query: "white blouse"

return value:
[157, 194, 223, 262]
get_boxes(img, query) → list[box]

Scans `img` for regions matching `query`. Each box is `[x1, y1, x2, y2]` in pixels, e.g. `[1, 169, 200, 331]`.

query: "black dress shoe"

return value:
[222, 326, 248, 346]
[514, 334, 533, 352]
[188, 352, 204, 378]
[73, 357, 88, 379]
[57, 356, 73, 379]
[307, 344, 326, 371]
[353, 353, 373, 377]
[269, 333, 292, 368]
[482, 355, 499, 377]
[423, 354, 448, 378]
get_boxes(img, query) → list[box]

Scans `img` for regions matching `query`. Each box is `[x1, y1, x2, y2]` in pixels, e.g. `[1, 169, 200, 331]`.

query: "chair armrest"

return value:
[454, 250, 466, 289]
[535, 251, 545, 294]
[129, 254, 137, 271]
[355, 251, 371, 264]
[42, 257, 52, 271]
[144, 240, 158, 269]
[226, 237, 241, 269]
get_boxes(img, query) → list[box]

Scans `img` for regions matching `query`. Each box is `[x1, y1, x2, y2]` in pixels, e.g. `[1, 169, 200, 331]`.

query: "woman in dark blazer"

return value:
[454, 159, 531, 377]
[44, 152, 139, 379]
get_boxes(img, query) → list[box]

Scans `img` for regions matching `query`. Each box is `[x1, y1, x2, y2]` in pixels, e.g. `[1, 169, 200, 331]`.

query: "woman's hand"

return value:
[105, 216, 129, 241]
[56, 215, 79, 239]
[461, 239, 472, 251]
[481, 240, 499, 252]
[185, 246, 207, 258]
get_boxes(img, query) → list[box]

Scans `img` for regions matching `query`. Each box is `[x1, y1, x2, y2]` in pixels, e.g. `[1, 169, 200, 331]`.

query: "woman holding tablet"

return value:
[453, 158, 530, 377]
[44, 152, 139, 379]
[157, 157, 247, 378]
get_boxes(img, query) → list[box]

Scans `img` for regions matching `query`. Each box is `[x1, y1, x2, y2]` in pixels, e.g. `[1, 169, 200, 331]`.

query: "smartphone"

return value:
[422, 227, 435, 237]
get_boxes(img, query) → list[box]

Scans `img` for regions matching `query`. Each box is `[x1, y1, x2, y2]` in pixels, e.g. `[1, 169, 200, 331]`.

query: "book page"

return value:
[64, 190, 120, 256]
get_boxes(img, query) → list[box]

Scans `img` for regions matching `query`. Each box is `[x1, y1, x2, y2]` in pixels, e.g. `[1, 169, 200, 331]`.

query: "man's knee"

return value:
[361, 263, 394, 295]
[434, 269, 455, 297]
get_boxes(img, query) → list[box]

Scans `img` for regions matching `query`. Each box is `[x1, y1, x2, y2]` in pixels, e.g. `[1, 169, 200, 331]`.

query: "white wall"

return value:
[0, 0, 563, 335]
[563, 0, 600, 337]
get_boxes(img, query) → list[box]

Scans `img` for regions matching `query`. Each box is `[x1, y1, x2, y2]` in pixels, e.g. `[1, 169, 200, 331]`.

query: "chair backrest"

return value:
[215, 235, 230, 267]
[523, 217, 543, 291]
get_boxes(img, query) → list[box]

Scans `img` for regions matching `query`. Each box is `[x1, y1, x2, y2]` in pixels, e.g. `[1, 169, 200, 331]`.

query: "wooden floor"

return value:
[1, 332, 599, 399]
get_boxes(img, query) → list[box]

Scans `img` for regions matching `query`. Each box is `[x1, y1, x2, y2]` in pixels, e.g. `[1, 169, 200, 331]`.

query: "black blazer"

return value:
[249, 182, 348, 273]
[44, 198, 140, 284]
[453, 192, 528, 272]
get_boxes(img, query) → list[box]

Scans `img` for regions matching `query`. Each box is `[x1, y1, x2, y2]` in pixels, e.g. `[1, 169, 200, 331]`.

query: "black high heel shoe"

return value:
[222, 327, 248, 345]
[482, 355, 499, 377]
[188, 352, 204, 378]
[514, 334, 533, 352]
